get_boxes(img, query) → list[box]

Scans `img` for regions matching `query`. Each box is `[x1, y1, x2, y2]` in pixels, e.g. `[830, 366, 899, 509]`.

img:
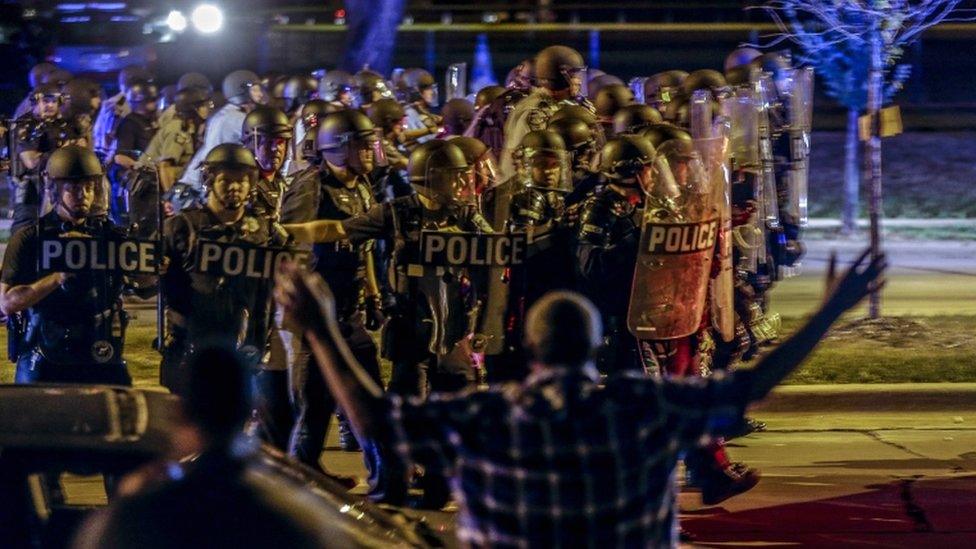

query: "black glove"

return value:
[364, 295, 386, 331]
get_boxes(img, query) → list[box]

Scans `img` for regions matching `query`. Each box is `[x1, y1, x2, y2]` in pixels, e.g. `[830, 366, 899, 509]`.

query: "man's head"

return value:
[118, 65, 152, 94]
[316, 109, 381, 176]
[201, 144, 259, 212]
[174, 87, 214, 122]
[31, 83, 63, 120]
[524, 291, 602, 369]
[600, 135, 659, 196]
[45, 145, 103, 221]
[125, 80, 159, 116]
[29, 63, 57, 88]
[318, 70, 355, 106]
[367, 98, 407, 139]
[241, 105, 293, 174]
[354, 70, 393, 108]
[517, 130, 569, 190]
[534, 45, 586, 98]
[407, 140, 472, 210]
[398, 68, 438, 107]
[184, 343, 251, 448]
[223, 69, 265, 108]
[449, 136, 498, 194]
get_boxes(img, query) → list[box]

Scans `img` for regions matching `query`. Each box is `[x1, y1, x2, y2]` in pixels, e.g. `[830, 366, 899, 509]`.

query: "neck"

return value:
[55, 206, 85, 225]
[209, 203, 244, 223]
[327, 162, 358, 187]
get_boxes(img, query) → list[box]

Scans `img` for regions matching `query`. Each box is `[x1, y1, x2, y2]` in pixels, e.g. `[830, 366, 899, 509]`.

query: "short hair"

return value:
[524, 291, 602, 367]
[184, 343, 250, 442]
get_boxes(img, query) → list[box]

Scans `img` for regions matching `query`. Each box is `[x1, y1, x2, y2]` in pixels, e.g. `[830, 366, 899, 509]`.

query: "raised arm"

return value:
[282, 220, 347, 244]
[748, 248, 886, 402]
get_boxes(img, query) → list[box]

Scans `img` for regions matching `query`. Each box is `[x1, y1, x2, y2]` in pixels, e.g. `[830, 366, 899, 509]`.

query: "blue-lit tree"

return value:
[759, 0, 971, 317]
[342, 0, 406, 75]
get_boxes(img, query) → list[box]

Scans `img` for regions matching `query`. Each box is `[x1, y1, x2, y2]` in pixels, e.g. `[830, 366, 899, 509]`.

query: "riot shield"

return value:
[727, 85, 769, 274]
[445, 63, 468, 102]
[700, 137, 735, 342]
[689, 90, 713, 140]
[757, 76, 781, 229]
[788, 67, 813, 227]
[627, 137, 724, 341]
[629, 77, 649, 105]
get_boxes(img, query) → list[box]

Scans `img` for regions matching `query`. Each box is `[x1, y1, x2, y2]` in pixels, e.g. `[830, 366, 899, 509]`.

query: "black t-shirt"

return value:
[1, 223, 40, 287]
[114, 112, 156, 158]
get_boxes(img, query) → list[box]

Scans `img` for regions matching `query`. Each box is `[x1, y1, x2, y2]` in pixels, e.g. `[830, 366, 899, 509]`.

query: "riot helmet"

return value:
[587, 73, 625, 102]
[201, 143, 260, 210]
[548, 115, 598, 173]
[29, 63, 57, 88]
[613, 104, 664, 135]
[441, 98, 475, 136]
[31, 83, 64, 120]
[515, 130, 571, 191]
[599, 135, 659, 192]
[505, 59, 535, 90]
[62, 78, 103, 118]
[297, 99, 331, 161]
[41, 68, 73, 87]
[316, 109, 383, 175]
[474, 85, 506, 109]
[177, 72, 213, 93]
[645, 71, 687, 112]
[681, 69, 729, 100]
[118, 66, 152, 92]
[640, 124, 692, 149]
[594, 84, 636, 121]
[175, 87, 214, 121]
[366, 98, 406, 133]
[223, 69, 265, 106]
[407, 140, 474, 209]
[45, 145, 104, 219]
[449, 136, 499, 193]
[725, 47, 763, 74]
[550, 104, 598, 129]
[318, 70, 355, 105]
[242, 106, 293, 173]
[282, 75, 317, 114]
[399, 68, 438, 106]
[353, 69, 393, 108]
[126, 81, 159, 113]
[534, 46, 586, 95]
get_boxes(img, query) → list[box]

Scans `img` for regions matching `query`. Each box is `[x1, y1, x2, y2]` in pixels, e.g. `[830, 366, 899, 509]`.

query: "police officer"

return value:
[11, 83, 74, 233]
[180, 70, 267, 192]
[92, 66, 152, 162]
[11, 63, 58, 119]
[593, 83, 636, 137]
[575, 135, 659, 375]
[440, 98, 475, 137]
[281, 75, 318, 117]
[137, 87, 214, 196]
[159, 144, 283, 395]
[548, 115, 603, 206]
[398, 68, 441, 147]
[353, 69, 393, 111]
[500, 45, 591, 179]
[0, 145, 131, 385]
[61, 78, 104, 148]
[367, 98, 409, 172]
[109, 80, 160, 224]
[318, 70, 356, 110]
[283, 99, 332, 177]
[157, 71, 213, 127]
[284, 139, 491, 507]
[279, 109, 394, 497]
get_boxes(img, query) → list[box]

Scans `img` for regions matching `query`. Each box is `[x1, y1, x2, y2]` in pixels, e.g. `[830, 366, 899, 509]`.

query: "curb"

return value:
[754, 383, 976, 413]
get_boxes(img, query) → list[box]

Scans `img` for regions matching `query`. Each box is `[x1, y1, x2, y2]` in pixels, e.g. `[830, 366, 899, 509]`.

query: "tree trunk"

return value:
[842, 107, 860, 234]
[866, 34, 884, 318]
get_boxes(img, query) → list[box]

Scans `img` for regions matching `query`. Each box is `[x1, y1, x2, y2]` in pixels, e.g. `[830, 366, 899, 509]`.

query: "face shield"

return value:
[47, 176, 101, 219]
[248, 82, 269, 106]
[423, 165, 477, 212]
[445, 63, 467, 102]
[629, 77, 648, 104]
[517, 148, 573, 192]
[208, 167, 256, 211]
[561, 65, 588, 98]
[421, 83, 440, 108]
[248, 131, 291, 173]
[650, 140, 710, 205]
[343, 132, 386, 175]
[468, 149, 500, 194]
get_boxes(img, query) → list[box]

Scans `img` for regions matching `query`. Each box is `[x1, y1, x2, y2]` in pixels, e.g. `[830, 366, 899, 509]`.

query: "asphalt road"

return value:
[318, 388, 976, 548]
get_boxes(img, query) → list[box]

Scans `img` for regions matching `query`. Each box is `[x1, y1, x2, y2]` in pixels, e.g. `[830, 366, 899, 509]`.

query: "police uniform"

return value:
[575, 188, 647, 374]
[180, 103, 249, 191]
[1, 212, 131, 385]
[159, 207, 281, 394]
[280, 166, 400, 500]
[137, 118, 197, 174]
[10, 115, 72, 233]
[108, 111, 158, 224]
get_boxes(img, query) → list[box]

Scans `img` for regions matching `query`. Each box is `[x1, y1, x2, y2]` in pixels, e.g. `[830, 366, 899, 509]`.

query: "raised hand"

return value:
[274, 261, 337, 334]
[823, 248, 887, 315]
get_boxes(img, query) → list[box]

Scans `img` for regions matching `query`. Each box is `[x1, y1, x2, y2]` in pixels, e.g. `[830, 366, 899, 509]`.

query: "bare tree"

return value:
[757, 0, 972, 318]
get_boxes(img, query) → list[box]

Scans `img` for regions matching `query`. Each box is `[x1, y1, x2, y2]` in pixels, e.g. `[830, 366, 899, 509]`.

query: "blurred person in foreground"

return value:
[73, 344, 325, 549]
[275, 249, 884, 548]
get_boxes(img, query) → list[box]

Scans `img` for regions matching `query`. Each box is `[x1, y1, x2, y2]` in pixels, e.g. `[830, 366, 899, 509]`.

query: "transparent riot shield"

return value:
[727, 85, 768, 274]
[629, 77, 649, 105]
[627, 137, 724, 341]
[690, 90, 713, 140]
[445, 63, 468, 102]
[757, 76, 781, 229]
[699, 136, 735, 343]
[788, 67, 814, 227]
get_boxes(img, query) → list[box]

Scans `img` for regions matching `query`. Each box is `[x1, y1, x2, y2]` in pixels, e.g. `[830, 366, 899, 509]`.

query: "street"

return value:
[315, 385, 976, 547]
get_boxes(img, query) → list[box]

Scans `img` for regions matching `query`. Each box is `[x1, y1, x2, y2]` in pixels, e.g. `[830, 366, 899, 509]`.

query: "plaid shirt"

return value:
[385, 365, 753, 548]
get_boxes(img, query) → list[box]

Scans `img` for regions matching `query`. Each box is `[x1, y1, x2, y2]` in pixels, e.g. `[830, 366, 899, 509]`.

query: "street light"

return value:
[166, 10, 187, 32]
[191, 4, 223, 34]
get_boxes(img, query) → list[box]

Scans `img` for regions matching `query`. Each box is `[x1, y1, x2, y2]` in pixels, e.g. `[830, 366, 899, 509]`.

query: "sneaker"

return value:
[727, 417, 767, 440]
[700, 463, 760, 506]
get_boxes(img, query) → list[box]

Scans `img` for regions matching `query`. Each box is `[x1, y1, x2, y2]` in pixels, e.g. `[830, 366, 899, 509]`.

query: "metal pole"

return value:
[866, 32, 884, 318]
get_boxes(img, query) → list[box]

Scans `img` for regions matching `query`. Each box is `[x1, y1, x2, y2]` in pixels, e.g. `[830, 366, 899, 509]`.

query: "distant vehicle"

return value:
[45, 8, 157, 85]
[0, 385, 441, 548]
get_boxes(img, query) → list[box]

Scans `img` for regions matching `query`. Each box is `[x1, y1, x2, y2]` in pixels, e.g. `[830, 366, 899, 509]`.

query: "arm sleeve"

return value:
[575, 205, 639, 284]
[641, 371, 755, 445]
[1, 227, 38, 286]
[340, 203, 390, 244]
[381, 393, 478, 476]
[114, 118, 138, 155]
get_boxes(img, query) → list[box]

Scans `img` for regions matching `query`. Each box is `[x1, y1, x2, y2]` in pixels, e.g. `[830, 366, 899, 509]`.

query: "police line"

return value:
[39, 237, 308, 278]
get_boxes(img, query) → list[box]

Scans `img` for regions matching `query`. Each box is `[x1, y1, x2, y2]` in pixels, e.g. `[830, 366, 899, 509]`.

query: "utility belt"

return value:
[26, 306, 128, 366]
